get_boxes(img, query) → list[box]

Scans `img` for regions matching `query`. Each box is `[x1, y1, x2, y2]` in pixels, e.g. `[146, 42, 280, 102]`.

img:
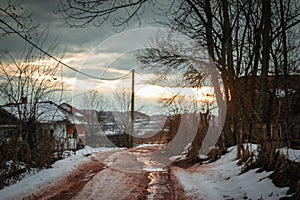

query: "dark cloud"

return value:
[1, 0, 167, 81]
[1, 0, 113, 55]
[1, 0, 163, 55]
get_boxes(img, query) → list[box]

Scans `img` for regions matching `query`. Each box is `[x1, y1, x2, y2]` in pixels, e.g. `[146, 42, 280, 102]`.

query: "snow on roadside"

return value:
[277, 147, 300, 162]
[0, 146, 118, 200]
[174, 146, 290, 200]
[134, 143, 164, 148]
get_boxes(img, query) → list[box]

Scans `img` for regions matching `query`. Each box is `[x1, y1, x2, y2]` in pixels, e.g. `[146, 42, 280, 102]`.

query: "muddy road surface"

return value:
[32, 146, 188, 200]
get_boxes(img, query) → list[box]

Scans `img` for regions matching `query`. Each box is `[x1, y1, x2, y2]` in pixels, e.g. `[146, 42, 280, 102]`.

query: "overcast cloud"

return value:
[0, 0, 197, 115]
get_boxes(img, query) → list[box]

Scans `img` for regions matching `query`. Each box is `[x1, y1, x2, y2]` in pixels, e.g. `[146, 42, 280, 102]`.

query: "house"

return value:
[0, 108, 20, 143]
[59, 103, 85, 118]
[59, 103, 86, 146]
[0, 101, 86, 150]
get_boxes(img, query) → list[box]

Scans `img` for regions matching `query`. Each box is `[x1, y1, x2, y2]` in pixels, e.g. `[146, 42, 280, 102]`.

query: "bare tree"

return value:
[0, 36, 64, 183]
[137, 30, 227, 161]
[138, 0, 299, 165]
[81, 90, 106, 138]
[0, 0, 38, 39]
[55, 0, 159, 28]
[0, 56, 63, 106]
[82, 90, 106, 111]
[55, 0, 300, 168]
[0, 0, 71, 187]
[111, 87, 132, 135]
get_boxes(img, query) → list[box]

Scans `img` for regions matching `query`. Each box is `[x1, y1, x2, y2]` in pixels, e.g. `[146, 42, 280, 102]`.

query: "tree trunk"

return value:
[257, 0, 275, 171]
[187, 112, 209, 162]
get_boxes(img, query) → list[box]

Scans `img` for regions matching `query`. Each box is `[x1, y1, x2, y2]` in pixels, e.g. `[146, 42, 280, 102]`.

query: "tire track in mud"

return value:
[35, 157, 106, 200]
[30, 151, 118, 200]
[26, 146, 188, 200]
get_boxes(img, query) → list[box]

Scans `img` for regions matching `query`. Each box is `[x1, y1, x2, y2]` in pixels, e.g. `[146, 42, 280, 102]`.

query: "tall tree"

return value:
[56, 0, 300, 165]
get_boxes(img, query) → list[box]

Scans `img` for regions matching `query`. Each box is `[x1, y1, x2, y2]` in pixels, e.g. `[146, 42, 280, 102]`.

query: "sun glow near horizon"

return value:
[135, 84, 215, 103]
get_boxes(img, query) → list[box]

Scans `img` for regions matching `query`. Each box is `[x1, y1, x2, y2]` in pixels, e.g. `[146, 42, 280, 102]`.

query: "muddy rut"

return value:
[24, 146, 188, 200]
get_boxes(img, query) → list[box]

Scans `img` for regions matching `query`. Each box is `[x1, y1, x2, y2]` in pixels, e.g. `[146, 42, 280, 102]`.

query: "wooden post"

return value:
[129, 69, 135, 147]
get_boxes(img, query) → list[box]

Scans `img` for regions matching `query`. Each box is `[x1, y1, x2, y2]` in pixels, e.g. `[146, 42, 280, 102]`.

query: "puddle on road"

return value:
[131, 147, 174, 199]
[147, 171, 171, 200]
[143, 167, 173, 200]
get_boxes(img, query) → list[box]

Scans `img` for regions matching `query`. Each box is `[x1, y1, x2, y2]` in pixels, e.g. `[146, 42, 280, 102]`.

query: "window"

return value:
[50, 129, 54, 136]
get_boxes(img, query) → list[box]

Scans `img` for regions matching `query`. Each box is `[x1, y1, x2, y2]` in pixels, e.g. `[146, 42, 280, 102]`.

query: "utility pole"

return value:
[129, 69, 135, 147]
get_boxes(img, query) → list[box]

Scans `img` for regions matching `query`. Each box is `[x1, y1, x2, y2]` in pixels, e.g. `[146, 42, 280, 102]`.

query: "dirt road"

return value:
[32, 146, 188, 200]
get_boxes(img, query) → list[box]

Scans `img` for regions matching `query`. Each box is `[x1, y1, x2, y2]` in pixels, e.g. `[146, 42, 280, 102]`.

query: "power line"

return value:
[0, 13, 130, 81]
[63, 69, 134, 100]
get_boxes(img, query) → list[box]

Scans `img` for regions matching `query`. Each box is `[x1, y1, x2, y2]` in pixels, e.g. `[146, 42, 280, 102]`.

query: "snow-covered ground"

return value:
[1, 144, 297, 200]
[0, 146, 119, 200]
[174, 146, 291, 200]
[277, 147, 300, 162]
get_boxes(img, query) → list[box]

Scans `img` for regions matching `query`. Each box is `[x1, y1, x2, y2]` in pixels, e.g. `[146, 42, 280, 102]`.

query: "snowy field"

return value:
[174, 146, 293, 200]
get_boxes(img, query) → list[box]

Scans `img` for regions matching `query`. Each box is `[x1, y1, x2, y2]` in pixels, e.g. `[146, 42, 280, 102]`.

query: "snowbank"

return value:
[277, 147, 300, 162]
[0, 146, 118, 200]
[174, 146, 290, 200]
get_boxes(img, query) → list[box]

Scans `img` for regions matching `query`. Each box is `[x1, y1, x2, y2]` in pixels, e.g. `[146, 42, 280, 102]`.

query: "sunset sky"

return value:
[1, 0, 219, 115]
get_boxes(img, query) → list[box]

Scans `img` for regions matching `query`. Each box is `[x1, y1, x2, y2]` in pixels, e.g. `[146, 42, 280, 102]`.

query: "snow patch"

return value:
[277, 147, 300, 162]
[135, 143, 164, 148]
[0, 146, 117, 200]
[142, 166, 166, 172]
[174, 145, 290, 200]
